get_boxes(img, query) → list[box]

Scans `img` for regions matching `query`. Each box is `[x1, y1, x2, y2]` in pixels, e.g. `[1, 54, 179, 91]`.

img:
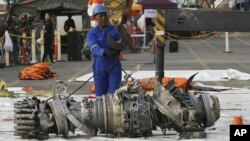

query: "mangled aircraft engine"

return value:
[151, 80, 220, 139]
[14, 79, 220, 139]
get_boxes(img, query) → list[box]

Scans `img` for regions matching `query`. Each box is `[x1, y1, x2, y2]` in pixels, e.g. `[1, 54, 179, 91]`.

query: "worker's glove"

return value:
[104, 47, 117, 58]
[108, 34, 122, 50]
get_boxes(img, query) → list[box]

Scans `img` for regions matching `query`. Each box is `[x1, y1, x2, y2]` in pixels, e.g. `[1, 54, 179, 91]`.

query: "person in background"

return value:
[8, 14, 19, 65]
[20, 14, 29, 34]
[145, 18, 155, 45]
[42, 13, 54, 64]
[64, 15, 76, 33]
[87, 4, 122, 99]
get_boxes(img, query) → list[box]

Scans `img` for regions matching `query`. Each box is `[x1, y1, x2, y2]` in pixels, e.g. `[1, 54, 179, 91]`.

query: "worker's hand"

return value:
[104, 47, 117, 58]
[108, 35, 121, 49]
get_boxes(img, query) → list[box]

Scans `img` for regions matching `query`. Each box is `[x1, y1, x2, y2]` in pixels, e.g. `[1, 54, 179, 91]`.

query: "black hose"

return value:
[64, 56, 120, 99]
[64, 75, 94, 99]
[46, 54, 140, 101]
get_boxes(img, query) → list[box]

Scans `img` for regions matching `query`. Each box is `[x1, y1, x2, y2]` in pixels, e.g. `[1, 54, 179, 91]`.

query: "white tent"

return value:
[0, 0, 7, 5]
[0, 0, 7, 11]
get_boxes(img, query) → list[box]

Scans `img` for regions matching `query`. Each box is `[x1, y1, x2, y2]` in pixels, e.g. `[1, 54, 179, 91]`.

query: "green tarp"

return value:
[12, 0, 88, 16]
[11, 0, 90, 32]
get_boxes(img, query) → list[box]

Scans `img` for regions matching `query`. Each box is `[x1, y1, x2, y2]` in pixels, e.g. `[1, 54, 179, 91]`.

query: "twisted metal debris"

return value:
[14, 75, 220, 140]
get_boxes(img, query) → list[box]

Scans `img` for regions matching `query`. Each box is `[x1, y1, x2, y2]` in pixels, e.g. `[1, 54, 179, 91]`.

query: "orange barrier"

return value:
[90, 84, 96, 94]
[119, 51, 124, 60]
[54, 29, 58, 59]
[232, 116, 243, 125]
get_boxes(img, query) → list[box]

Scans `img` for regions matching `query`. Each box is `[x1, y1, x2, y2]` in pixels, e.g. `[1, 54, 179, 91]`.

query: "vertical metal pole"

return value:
[40, 30, 44, 61]
[225, 32, 231, 53]
[54, 29, 58, 60]
[22, 32, 27, 64]
[156, 43, 164, 83]
[143, 16, 146, 48]
[30, 30, 37, 63]
[57, 28, 61, 61]
[5, 51, 10, 67]
[155, 10, 166, 83]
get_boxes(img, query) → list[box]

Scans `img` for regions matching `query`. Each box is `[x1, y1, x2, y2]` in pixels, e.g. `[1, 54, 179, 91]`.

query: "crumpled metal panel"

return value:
[152, 83, 185, 132]
[48, 100, 68, 137]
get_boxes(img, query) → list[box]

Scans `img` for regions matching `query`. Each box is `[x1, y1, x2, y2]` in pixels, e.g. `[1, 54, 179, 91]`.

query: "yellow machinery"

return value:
[101, 0, 134, 50]
[104, 0, 133, 26]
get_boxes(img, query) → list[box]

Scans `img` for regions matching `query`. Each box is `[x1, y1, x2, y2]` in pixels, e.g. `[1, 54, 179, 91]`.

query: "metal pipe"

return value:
[54, 29, 58, 60]
[21, 32, 27, 64]
[5, 50, 10, 67]
[225, 32, 230, 53]
[155, 43, 165, 83]
[57, 28, 61, 61]
[30, 30, 37, 64]
[40, 30, 44, 61]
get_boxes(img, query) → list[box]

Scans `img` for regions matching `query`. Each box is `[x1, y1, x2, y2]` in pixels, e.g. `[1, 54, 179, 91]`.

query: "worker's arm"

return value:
[87, 30, 105, 56]
[108, 26, 125, 51]
[63, 21, 68, 32]
[110, 26, 120, 41]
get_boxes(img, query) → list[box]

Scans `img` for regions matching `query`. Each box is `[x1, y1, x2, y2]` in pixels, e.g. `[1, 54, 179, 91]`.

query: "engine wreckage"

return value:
[13, 72, 220, 140]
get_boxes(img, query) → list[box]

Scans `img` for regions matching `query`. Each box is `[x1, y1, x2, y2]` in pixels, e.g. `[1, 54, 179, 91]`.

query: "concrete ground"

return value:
[1, 36, 250, 140]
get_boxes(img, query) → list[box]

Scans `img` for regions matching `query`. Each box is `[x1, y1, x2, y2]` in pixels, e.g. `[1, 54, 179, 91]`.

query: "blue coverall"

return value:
[87, 25, 121, 96]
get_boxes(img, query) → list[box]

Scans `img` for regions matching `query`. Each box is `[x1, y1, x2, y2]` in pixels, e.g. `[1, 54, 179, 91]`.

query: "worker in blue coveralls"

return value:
[87, 4, 122, 98]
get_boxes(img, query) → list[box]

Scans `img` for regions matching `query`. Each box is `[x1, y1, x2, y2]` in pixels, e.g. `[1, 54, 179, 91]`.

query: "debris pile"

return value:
[89, 77, 188, 93]
[19, 62, 56, 80]
[139, 77, 187, 90]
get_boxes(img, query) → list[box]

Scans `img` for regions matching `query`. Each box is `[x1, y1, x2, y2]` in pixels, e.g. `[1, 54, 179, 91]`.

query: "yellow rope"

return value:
[9, 33, 33, 39]
[168, 33, 217, 45]
[65, 28, 91, 33]
[60, 28, 91, 36]
[170, 36, 216, 45]
[0, 35, 4, 41]
[81, 28, 91, 32]
[231, 33, 250, 46]
[166, 32, 218, 39]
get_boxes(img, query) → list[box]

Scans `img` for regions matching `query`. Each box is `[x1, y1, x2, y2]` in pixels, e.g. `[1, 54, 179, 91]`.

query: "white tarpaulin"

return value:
[3, 31, 13, 52]
[137, 14, 145, 32]
[144, 9, 157, 18]
[0, 0, 6, 4]
[75, 68, 250, 82]
[6, 87, 27, 94]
